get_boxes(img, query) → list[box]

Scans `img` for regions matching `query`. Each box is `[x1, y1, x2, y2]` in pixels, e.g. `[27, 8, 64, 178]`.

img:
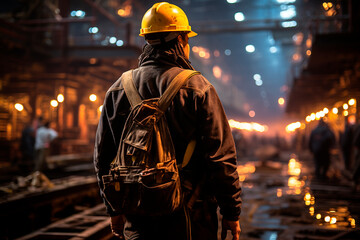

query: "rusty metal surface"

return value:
[16, 204, 113, 240]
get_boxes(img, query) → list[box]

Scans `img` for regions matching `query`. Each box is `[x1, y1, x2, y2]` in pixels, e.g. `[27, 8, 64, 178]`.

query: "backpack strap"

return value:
[122, 70, 142, 108]
[158, 70, 201, 112]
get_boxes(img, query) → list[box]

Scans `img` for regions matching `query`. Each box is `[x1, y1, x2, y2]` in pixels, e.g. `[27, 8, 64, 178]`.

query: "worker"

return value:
[94, 2, 242, 239]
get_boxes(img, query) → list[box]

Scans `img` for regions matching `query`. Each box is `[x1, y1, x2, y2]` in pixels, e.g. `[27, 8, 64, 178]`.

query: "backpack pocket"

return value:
[139, 168, 182, 215]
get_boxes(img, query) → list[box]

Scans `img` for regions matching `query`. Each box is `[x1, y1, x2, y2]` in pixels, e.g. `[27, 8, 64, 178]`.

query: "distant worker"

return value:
[309, 118, 336, 180]
[34, 121, 58, 172]
[94, 2, 242, 240]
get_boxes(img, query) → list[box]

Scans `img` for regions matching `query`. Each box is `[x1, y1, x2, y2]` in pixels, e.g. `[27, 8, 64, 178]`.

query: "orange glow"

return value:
[15, 103, 24, 112]
[50, 100, 58, 107]
[192, 46, 199, 53]
[324, 216, 331, 222]
[277, 188, 282, 197]
[348, 98, 356, 106]
[306, 50, 311, 56]
[343, 110, 349, 116]
[213, 66, 222, 79]
[306, 38, 312, 48]
[214, 50, 220, 57]
[343, 103, 349, 110]
[278, 97, 285, 105]
[89, 94, 97, 102]
[117, 5, 132, 17]
[332, 107, 338, 114]
[229, 119, 267, 132]
[249, 110, 255, 118]
[57, 94, 64, 103]
[286, 122, 301, 132]
[199, 51, 206, 58]
[306, 116, 311, 122]
[316, 213, 321, 219]
[292, 53, 301, 62]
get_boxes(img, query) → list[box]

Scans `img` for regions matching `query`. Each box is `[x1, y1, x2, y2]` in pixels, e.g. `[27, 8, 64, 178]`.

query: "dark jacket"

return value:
[93, 44, 241, 221]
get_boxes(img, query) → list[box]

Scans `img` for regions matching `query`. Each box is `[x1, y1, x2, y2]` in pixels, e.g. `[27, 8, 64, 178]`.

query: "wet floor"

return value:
[235, 152, 360, 240]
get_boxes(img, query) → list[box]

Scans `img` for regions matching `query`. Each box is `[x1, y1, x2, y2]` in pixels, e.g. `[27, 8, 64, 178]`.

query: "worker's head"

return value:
[139, 2, 196, 60]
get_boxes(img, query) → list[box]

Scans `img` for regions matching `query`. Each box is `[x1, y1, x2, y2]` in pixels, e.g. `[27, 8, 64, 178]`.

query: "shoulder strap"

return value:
[122, 70, 142, 108]
[159, 70, 201, 112]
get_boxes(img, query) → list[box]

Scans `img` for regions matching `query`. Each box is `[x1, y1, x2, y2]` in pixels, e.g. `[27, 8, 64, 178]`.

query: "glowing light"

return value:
[344, 110, 349, 116]
[228, 119, 267, 132]
[277, 188, 282, 197]
[89, 58, 97, 64]
[245, 45, 255, 53]
[212, 66, 222, 79]
[330, 217, 337, 224]
[99, 105, 103, 112]
[343, 103, 349, 110]
[280, 5, 296, 19]
[249, 110, 255, 118]
[270, 46, 278, 53]
[323, 107, 329, 114]
[316, 214, 322, 219]
[281, 21, 297, 28]
[304, 193, 311, 201]
[309, 206, 315, 216]
[253, 74, 261, 81]
[15, 103, 24, 112]
[199, 51, 206, 58]
[306, 50, 311, 56]
[50, 100, 58, 107]
[332, 108, 338, 114]
[214, 50, 220, 57]
[89, 94, 97, 102]
[109, 37, 117, 44]
[324, 216, 331, 222]
[116, 40, 124, 46]
[192, 46, 199, 53]
[57, 94, 64, 103]
[286, 121, 301, 132]
[278, 97, 285, 105]
[76, 10, 86, 18]
[234, 12, 245, 21]
[310, 113, 316, 120]
[350, 218, 356, 228]
[227, 0, 238, 3]
[349, 98, 356, 106]
[315, 112, 321, 120]
[306, 116, 311, 122]
[89, 26, 99, 34]
[224, 49, 232, 56]
[292, 53, 301, 62]
[255, 80, 263, 86]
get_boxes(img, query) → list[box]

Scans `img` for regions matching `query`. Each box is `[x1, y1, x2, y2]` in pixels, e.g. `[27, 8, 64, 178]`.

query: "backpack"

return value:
[102, 69, 200, 216]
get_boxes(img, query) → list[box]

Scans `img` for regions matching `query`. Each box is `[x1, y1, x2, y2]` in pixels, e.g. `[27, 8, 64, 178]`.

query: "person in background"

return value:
[309, 118, 336, 180]
[34, 120, 58, 172]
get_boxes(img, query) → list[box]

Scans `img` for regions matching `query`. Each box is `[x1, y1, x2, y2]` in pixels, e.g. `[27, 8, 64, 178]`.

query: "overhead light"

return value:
[281, 21, 297, 28]
[15, 103, 24, 112]
[57, 94, 64, 103]
[89, 94, 97, 102]
[116, 40, 124, 46]
[253, 74, 261, 81]
[109, 37, 117, 44]
[50, 100, 58, 107]
[245, 45, 255, 53]
[280, 5, 296, 19]
[270, 46, 278, 53]
[234, 12, 245, 22]
[255, 80, 263, 86]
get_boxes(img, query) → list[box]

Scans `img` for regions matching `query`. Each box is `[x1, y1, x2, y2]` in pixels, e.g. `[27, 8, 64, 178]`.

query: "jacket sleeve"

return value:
[196, 84, 242, 221]
[93, 92, 120, 216]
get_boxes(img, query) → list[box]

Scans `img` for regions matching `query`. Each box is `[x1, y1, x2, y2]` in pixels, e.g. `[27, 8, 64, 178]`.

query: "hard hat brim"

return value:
[188, 31, 197, 38]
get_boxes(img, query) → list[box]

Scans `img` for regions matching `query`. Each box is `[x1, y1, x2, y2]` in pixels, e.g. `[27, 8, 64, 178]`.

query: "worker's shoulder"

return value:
[166, 67, 212, 95]
[183, 70, 212, 96]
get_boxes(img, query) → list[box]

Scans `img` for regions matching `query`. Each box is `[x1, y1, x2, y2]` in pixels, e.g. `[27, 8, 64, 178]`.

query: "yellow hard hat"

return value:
[139, 2, 197, 37]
